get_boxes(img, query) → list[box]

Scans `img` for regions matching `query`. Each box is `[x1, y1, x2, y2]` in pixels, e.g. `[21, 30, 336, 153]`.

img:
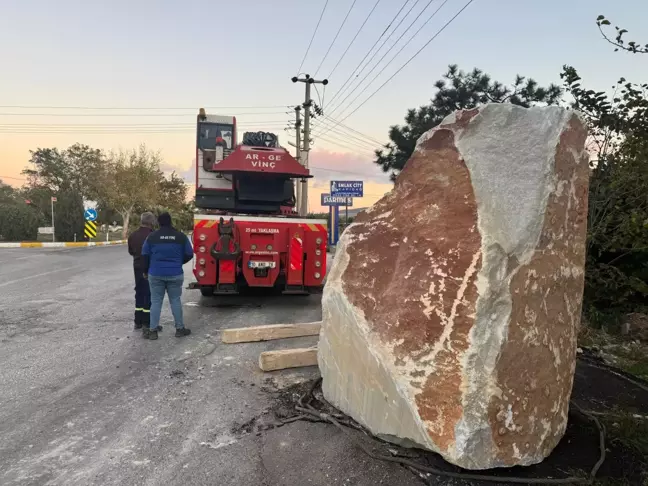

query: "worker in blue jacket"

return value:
[141, 212, 194, 340]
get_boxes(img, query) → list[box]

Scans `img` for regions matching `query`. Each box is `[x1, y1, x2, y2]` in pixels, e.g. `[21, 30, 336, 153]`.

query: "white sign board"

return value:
[83, 200, 98, 211]
[38, 226, 54, 235]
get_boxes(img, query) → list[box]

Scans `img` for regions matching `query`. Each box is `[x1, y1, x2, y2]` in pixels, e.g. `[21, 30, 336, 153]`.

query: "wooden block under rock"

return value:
[222, 322, 321, 344]
[258, 347, 318, 372]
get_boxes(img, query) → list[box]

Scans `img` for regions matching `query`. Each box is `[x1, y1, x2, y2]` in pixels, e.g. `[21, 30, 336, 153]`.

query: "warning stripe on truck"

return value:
[193, 218, 326, 232]
[300, 223, 327, 232]
[194, 220, 218, 229]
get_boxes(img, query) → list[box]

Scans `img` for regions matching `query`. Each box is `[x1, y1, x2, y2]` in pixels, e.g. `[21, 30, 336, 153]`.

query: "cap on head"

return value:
[140, 211, 155, 227]
[158, 212, 172, 227]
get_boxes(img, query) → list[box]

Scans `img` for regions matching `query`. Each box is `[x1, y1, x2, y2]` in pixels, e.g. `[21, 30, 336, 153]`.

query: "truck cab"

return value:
[195, 110, 303, 214]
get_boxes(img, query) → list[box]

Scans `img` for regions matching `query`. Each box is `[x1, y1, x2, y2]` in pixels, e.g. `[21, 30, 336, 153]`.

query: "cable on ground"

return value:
[283, 378, 606, 485]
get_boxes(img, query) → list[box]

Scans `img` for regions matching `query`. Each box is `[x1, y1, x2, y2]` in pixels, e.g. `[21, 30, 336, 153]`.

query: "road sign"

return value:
[321, 194, 353, 207]
[38, 227, 54, 235]
[51, 196, 57, 202]
[330, 180, 363, 198]
[84, 208, 98, 222]
[84, 220, 97, 239]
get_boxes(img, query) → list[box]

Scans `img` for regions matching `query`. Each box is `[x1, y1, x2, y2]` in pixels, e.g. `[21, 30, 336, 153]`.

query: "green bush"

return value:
[0, 202, 41, 241]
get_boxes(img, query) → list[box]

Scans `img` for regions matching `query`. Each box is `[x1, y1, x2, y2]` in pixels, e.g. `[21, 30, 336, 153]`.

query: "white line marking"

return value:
[0, 265, 85, 288]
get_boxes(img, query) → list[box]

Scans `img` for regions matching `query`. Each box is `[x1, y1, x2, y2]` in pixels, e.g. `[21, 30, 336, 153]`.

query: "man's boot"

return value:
[134, 310, 143, 330]
[175, 328, 191, 338]
[142, 327, 150, 339]
[148, 329, 159, 340]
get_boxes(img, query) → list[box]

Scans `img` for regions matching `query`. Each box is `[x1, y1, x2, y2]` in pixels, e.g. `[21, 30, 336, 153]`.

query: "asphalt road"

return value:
[0, 246, 418, 486]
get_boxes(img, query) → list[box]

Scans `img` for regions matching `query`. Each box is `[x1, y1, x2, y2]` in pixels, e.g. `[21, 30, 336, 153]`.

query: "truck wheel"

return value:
[200, 287, 214, 297]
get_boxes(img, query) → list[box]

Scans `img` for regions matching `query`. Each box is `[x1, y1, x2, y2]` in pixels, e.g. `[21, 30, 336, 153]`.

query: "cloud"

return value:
[161, 160, 195, 184]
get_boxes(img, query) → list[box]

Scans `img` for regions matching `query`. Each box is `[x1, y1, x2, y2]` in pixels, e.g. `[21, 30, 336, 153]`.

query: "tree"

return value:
[151, 200, 195, 233]
[97, 145, 189, 237]
[0, 182, 42, 241]
[22, 144, 105, 200]
[596, 15, 648, 54]
[0, 202, 41, 241]
[158, 171, 188, 210]
[99, 146, 164, 238]
[374, 65, 562, 180]
[0, 180, 16, 204]
[561, 15, 648, 322]
[21, 144, 106, 241]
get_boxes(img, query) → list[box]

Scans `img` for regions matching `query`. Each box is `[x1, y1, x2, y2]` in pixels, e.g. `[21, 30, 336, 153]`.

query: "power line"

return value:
[0, 121, 291, 128]
[0, 105, 290, 110]
[0, 112, 288, 117]
[313, 119, 378, 150]
[296, 0, 330, 75]
[316, 133, 375, 157]
[325, 0, 419, 113]
[325, 0, 414, 108]
[313, 0, 358, 77]
[323, 115, 384, 146]
[0, 122, 289, 128]
[326, 0, 382, 80]
[321, 0, 476, 136]
[317, 127, 377, 152]
[323, 0, 439, 120]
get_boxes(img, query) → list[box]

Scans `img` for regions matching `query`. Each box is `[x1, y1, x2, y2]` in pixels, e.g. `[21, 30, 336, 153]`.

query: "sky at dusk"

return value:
[1, 0, 646, 211]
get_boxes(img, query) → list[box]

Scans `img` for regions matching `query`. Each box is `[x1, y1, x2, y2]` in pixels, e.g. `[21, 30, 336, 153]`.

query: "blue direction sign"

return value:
[321, 194, 353, 207]
[330, 180, 363, 198]
[84, 208, 98, 222]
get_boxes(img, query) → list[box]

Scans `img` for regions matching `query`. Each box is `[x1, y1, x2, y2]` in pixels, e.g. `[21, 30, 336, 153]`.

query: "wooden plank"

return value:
[259, 347, 318, 372]
[222, 322, 321, 344]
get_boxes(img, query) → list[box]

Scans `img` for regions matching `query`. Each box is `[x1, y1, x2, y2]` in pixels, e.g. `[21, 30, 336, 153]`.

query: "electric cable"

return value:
[325, 0, 413, 107]
[0, 105, 291, 110]
[320, 0, 477, 137]
[296, 0, 330, 75]
[323, 0, 443, 122]
[326, 0, 382, 80]
[313, 0, 358, 77]
[325, 0, 421, 113]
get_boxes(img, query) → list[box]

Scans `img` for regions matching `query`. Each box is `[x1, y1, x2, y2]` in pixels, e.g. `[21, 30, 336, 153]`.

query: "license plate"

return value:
[248, 261, 275, 269]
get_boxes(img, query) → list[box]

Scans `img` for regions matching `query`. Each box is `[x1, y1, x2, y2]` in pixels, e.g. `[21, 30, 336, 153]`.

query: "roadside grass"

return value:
[579, 325, 648, 381]
[595, 410, 648, 485]
[579, 324, 648, 484]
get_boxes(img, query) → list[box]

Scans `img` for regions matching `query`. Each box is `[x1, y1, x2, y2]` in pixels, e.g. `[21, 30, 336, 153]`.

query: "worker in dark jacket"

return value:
[141, 212, 194, 340]
[128, 212, 156, 331]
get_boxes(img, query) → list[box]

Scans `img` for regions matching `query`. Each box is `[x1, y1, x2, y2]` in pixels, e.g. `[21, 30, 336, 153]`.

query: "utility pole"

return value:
[292, 74, 328, 216]
[294, 105, 302, 215]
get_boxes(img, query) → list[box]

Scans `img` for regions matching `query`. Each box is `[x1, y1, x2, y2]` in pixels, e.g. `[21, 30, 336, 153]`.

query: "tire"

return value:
[200, 287, 214, 297]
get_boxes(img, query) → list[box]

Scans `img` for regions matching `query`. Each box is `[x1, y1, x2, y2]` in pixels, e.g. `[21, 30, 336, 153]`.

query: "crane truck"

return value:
[189, 108, 328, 297]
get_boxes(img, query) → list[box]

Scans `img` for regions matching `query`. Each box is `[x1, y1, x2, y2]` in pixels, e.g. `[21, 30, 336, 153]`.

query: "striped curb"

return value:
[0, 240, 126, 249]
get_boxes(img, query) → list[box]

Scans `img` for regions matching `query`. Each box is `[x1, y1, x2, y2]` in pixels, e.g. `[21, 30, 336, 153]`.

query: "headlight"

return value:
[315, 249, 321, 256]
[199, 258, 206, 265]
[266, 244, 273, 251]
[199, 246, 206, 253]
[198, 270, 205, 277]
[251, 244, 257, 250]
[314, 272, 321, 279]
[316, 238, 322, 245]
[199, 234, 207, 241]
[315, 261, 321, 268]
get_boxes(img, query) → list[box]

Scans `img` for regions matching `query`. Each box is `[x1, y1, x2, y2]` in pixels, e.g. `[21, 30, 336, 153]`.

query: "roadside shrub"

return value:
[0, 202, 41, 241]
